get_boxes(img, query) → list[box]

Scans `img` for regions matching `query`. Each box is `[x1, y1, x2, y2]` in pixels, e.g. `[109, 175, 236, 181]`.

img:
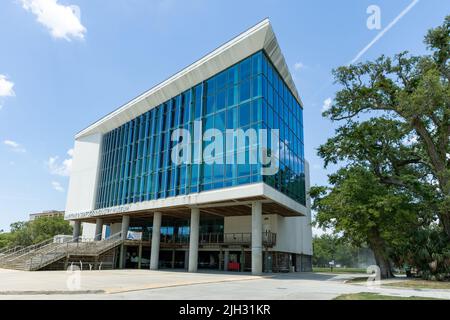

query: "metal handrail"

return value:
[156, 232, 277, 246]
[28, 231, 124, 270]
[29, 240, 72, 270]
[2, 238, 54, 262]
[0, 246, 24, 257]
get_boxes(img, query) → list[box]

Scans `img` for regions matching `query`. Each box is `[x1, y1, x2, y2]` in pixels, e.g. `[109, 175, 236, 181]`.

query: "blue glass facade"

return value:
[95, 51, 305, 209]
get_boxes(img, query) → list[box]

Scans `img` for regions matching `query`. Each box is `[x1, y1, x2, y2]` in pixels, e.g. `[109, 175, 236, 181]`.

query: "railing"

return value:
[28, 232, 124, 271]
[69, 231, 123, 255]
[159, 234, 190, 244]
[0, 246, 24, 257]
[28, 241, 69, 271]
[263, 232, 277, 247]
[157, 232, 277, 247]
[0, 239, 54, 263]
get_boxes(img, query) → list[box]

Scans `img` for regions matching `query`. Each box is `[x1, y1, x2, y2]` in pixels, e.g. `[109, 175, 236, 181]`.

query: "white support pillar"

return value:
[150, 212, 162, 270]
[188, 207, 200, 273]
[119, 215, 130, 269]
[94, 218, 103, 241]
[252, 201, 263, 275]
[121, 215, 130, 240]
[72, 221, 81, 241]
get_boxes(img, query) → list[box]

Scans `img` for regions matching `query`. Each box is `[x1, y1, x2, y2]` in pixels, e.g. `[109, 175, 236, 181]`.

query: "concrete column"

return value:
[138, 243, 143, 269]
[121, 215, 130, 240]
[119, 215, 130, 269]
[224, 250, 229, 271]
[171, 250, 176, 269]
[94, 218, 103, 241]
[188, 207, 200, 272]
[72, 221, 81, 241]
[252, 201, 263, 275]
[184, 250, 189, 270]
[150, 212, 162, 270]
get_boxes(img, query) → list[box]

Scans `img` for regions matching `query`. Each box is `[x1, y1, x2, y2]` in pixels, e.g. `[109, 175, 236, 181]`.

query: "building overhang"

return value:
[75, 18, 302, 140]
[65, 183, 306, 223]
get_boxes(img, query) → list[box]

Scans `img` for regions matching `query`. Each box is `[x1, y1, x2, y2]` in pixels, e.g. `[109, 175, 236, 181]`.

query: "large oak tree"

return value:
[324, 16, 450, 238]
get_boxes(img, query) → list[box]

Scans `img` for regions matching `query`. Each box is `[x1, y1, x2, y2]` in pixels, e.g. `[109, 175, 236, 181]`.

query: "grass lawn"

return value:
[383, 280, 450, 290]
[334, 292, 443, 300]
[313, 267, 367, 274]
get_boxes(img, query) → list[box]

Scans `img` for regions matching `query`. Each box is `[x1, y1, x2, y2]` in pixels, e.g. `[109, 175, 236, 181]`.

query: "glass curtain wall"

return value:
[95, 51, 305, 209]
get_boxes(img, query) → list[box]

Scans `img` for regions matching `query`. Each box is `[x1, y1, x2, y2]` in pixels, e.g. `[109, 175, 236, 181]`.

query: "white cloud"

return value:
[51, 181, 64, 192]
[47, 148, 73, 177]
[3, 140, 26, 153]
[0, 75, 15, 97]
[322, 97, 332, 112]
[20, 0, 86, 41]
[294, 62, 305, 71]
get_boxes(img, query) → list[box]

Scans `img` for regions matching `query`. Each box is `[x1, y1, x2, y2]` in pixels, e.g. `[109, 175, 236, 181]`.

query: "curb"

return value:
[0, 290, 105, 295]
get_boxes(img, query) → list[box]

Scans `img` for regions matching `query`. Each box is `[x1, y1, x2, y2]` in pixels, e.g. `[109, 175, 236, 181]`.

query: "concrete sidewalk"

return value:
[0, 268, 265, 295]
[0, 269, 449, 300]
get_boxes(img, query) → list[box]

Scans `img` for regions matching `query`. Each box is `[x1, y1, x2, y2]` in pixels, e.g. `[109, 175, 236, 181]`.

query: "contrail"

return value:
[349, 0, 420, 64]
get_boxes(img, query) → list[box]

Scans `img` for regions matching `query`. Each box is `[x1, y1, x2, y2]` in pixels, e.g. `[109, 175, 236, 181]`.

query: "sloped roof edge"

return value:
[76, 19, 301, 139]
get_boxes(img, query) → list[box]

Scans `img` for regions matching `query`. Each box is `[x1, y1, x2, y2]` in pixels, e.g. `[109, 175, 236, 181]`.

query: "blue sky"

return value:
[0, 0, 448, 231]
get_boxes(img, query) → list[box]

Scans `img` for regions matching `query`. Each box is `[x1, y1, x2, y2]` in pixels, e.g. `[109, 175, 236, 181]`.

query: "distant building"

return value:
[29, 210, 65, 221]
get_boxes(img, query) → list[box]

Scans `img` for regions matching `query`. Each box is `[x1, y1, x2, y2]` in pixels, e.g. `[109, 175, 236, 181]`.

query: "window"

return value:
[239, 57, 251, 81]
[216, 90, 226, 111]
[227, 66, 238, 87]
[95, 50, 306, 209]
[239, 79, 251, 102]
[226, 107, 237, 129]
[214, 111, 225, 132]
[206, 78, 215, 95]
[227, 86, 237, 107]
[239, 102, 251, 127]
[216, 71, 227, 91]
[206, 95, 215, 115]
[252, 52, 262, 75]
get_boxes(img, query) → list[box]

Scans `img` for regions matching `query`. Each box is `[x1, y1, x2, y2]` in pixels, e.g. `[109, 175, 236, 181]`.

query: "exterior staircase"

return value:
[0, 232, 123, 271]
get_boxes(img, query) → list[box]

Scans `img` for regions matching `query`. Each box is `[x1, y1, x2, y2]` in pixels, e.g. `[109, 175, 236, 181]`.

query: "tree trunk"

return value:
[438, 180, 450, 239]
[368, 228, 394, 279]
[441, 211, 450, 240]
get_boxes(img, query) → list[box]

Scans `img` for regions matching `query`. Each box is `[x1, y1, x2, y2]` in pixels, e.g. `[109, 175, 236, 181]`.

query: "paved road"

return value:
[0, 269, 449, 300]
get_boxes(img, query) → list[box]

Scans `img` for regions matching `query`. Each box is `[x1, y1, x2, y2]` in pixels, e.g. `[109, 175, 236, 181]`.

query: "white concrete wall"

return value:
[81, 222, 96, 239]
[224, 212, 311, 255]
[302, 162, 313, 256]
[224, 215, 278, 234]
[110, 223, 122, 235]
[65, 133, 103, 217]
[273, 216, 303, 254]
[81, 223, 110, 240]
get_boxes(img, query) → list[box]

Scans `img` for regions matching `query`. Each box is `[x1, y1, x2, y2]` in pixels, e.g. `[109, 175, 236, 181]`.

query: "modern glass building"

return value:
[95, 50, 305, 210]
[66, 19, 312, 274]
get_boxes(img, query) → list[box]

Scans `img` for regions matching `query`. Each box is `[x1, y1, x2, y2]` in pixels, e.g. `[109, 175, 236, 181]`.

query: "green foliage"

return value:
[311, 167, 419, 257]
[324, 16, 450, 237]
[0, 216, 72, 248]
[313, 16, 450, 280]
[313, 234, 360, 268]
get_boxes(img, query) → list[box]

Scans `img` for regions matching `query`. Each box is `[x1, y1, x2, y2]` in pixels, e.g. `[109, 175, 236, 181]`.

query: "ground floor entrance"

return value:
[71, 200, 312, 275]
[115, 241, 311, 273]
